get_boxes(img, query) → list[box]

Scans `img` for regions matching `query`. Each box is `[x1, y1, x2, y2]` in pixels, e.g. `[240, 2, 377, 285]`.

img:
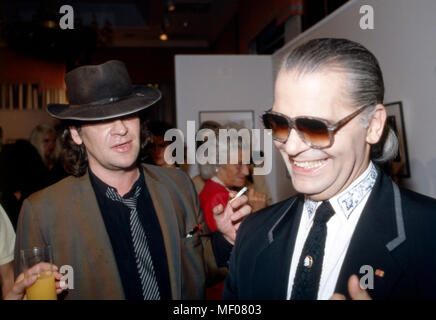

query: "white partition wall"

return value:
[175, 55, 295, 203]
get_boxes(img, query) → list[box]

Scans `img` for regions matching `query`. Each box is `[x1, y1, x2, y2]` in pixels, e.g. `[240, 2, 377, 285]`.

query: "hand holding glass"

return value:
[20, 246, 57, 300]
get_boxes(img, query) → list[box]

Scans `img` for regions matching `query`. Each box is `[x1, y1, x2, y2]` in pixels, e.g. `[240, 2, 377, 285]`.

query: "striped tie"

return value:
[106, 186, 160, 300]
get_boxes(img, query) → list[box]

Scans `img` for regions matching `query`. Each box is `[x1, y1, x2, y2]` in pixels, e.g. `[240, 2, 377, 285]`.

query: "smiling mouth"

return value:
[293, 159, 327, 169]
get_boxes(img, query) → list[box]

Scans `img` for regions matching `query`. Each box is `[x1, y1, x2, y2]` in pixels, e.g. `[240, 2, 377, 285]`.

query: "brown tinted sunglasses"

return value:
[262, 106, 369, 149]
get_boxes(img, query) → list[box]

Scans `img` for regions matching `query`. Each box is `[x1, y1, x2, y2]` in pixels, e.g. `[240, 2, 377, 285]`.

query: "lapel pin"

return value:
[186, 224, 202, 238]
[375, 269, 385, 278]
[303, 255, 314, 269]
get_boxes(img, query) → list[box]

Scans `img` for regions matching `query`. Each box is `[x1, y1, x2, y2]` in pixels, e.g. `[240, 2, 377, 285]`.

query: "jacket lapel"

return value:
[70, 173, 125, 299]
[251, 196, 303, 299]
[142, 166, 181, 299]
[334, 170, 404, 299]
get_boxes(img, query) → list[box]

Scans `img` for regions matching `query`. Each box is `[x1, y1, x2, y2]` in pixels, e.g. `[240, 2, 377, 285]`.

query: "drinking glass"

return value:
[20, 246, 57, 300]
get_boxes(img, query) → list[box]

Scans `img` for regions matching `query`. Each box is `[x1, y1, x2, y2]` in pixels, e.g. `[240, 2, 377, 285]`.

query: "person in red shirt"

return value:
[198, 123, 267, 299]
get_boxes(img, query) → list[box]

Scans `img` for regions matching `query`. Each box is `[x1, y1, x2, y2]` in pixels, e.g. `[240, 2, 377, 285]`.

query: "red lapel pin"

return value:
[375, 269, 385, 278]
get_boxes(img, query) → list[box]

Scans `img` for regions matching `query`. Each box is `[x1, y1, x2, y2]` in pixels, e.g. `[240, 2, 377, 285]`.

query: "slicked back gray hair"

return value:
[281, 38, 398, 162]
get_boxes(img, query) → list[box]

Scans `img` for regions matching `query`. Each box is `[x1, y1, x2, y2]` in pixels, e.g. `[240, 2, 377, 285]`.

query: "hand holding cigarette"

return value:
[229, 186, 248, 204]
[213, 186, 252, 245]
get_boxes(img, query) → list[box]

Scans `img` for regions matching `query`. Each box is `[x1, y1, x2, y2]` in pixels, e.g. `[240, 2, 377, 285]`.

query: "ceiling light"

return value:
[167, 0, 176, 12]
[160, 32, 168, 41]
[42, 20, 57, 29]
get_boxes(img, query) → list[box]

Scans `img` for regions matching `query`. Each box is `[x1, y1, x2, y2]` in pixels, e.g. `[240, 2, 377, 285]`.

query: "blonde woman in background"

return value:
[29, 123, 67, 186]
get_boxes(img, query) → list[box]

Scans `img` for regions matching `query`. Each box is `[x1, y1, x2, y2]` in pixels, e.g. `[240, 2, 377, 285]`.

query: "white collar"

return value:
[211, 176, 230, 191]
[304, 161, 378, 220]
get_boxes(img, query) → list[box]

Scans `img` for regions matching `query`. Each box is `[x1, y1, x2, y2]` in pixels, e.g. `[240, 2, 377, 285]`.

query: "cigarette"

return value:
[229, 186, 248, 204]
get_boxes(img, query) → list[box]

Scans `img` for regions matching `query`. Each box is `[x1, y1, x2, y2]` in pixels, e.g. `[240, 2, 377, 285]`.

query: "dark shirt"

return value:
[89, 167, 171, 300]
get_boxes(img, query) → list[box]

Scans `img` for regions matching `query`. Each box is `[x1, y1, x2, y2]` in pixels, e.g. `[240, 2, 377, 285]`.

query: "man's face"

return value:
[70, 115, 141, 176]
[272, 69, 372, 201]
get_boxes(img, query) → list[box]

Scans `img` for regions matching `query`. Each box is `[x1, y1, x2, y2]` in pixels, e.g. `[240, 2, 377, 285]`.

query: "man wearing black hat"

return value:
[14, 60, 251, 300]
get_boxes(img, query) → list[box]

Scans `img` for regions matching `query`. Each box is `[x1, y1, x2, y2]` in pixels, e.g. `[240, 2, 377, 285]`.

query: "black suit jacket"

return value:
[223, 168, 436, 300]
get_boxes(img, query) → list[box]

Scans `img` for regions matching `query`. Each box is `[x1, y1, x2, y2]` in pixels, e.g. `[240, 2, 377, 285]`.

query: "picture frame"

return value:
[199, 110, 255, 129]
[384, 101, 410, 178]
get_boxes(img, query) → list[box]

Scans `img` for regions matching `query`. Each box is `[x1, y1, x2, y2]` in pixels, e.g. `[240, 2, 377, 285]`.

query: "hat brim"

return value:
[46, 86, 161, 121]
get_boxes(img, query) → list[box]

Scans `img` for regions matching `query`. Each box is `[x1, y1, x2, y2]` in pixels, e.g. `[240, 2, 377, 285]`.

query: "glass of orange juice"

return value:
[20, 246, 57, 300]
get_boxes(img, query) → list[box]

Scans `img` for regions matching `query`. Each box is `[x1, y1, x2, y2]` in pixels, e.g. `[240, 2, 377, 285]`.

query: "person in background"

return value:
[0, 204, 15, 299]
[198, 124, 267, 231]
[142, 121, 176, 168]
[192, 121, 221, 194]
[0, 140, 48, 229]
[194, 122, 273, 207]
[198, 123, 267, 299]
[29, 123, 67, 186]
[247, 151, 273, 207]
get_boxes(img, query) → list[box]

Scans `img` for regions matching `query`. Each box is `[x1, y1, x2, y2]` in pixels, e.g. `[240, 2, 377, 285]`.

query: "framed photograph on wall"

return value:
[199, 110, 254, 129]
[385, 101, 410, 177]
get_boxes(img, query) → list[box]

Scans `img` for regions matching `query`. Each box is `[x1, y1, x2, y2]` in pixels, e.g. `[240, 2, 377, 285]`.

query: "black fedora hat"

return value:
[47, 60, 161, 121]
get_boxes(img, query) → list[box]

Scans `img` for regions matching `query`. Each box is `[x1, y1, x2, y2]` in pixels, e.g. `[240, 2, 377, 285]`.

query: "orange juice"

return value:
[26, 272, 57, 300]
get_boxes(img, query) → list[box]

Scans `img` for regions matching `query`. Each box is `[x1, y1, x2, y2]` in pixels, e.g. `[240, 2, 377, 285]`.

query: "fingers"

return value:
[329, 275, 372, 300]
[24, 262, 58, 279]
[5, 262, 63, 300]
[330, 293, 346, 300]
[4, 273, 37, 300]
[54, 271, 63, 281]
[15, 272, 25, 283]
[234, 222, 241, 231]
[348, 274, 372, 300]
[213, 204, 224, 216]
[230, 204, 251, 222]
[228, 191, 237, 198]
[229, 195, 248, 210]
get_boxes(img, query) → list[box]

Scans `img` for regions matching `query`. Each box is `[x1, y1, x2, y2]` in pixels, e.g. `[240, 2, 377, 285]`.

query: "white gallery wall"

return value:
[175, 55, 294, 203]
[272, 0, 436, 198]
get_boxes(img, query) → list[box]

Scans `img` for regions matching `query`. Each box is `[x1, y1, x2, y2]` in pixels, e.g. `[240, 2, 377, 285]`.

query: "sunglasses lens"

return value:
[295, 118, 330, 147]
[262, 113, 290, 141]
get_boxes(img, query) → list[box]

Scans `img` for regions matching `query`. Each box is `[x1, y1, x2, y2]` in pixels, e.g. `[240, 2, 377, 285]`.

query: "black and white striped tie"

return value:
[106, 186, 160, 300]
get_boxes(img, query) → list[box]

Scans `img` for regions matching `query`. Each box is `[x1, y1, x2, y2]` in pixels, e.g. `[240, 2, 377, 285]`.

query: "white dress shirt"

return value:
[286, 161, 378, 300]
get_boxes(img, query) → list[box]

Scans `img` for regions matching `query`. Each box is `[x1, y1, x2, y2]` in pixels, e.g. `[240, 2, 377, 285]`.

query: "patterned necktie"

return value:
[291, 201, 335, 300]
[106, 186, 160, 300]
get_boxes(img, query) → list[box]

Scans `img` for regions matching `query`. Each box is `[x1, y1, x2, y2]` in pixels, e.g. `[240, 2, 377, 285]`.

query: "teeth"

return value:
[293, 159, 326, 169]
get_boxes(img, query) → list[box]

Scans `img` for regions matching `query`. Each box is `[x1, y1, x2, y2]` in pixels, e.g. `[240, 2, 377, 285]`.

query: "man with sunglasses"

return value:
[223, 38, 436, 300]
